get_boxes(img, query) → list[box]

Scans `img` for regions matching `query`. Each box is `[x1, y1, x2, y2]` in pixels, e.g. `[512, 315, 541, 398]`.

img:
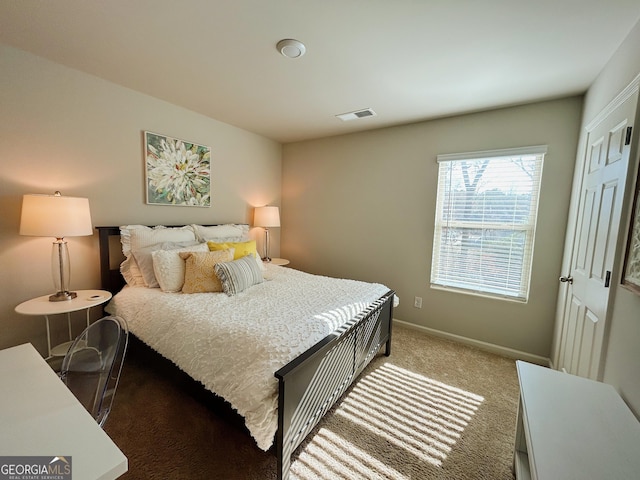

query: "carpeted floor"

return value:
[105, 324, 520, 479]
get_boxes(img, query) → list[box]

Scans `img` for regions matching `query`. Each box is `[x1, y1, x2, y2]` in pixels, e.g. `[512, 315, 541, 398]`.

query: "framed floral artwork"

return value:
[622, 165, 640, 295]
[144, 131, 211, 207]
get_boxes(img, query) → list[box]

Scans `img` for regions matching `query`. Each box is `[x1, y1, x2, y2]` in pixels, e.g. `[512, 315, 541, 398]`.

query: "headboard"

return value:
[96, 225, 249, 295]
[96, 226, 127, 295]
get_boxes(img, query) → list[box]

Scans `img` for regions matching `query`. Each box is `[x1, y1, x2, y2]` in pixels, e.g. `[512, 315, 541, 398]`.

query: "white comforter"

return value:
[106, 263, 394, 450]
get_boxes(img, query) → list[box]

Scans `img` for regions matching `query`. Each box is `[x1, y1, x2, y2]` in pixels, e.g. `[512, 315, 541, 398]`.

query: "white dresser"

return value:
[514, 360, 640, 480]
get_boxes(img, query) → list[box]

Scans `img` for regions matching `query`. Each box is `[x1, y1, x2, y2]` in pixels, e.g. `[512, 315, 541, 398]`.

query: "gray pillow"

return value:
[214, 255, 264, 296]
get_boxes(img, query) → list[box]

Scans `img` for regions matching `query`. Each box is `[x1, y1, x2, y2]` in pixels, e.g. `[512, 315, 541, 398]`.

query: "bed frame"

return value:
[96, 226, 394, 480]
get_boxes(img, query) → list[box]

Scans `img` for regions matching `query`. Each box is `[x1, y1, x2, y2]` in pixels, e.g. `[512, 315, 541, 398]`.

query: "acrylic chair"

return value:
[59, 315, 129, 428]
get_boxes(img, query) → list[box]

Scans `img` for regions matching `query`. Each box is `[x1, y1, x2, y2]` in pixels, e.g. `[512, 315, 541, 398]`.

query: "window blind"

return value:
[431, 146, 546, 301]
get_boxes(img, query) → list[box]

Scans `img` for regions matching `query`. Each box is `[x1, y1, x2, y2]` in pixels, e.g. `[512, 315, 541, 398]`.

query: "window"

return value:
[431, 146, 546, 301]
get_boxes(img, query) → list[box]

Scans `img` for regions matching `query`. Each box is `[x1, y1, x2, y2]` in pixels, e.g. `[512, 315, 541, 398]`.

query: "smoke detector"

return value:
[276, 39, 306, 59]
[335, 108, 377, 121]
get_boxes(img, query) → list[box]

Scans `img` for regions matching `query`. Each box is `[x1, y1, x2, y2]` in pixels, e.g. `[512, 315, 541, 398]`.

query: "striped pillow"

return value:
[214, 254, 264, 296]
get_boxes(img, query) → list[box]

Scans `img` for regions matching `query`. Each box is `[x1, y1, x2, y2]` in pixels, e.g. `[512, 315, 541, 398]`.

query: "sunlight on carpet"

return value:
[291, 362, 484, 479]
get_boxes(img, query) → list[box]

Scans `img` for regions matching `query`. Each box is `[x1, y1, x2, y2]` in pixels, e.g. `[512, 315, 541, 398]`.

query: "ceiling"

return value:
[2, 1, 640, 144]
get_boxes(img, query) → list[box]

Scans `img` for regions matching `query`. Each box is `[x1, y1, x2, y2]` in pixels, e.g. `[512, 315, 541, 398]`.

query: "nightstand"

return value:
[269, 258, 290, 266]
[15, 289, 112, 359]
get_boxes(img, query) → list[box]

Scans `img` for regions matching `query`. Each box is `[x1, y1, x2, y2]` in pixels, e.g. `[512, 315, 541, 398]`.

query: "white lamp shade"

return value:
[20, 193, 93, 238]
[254, 206, 280, 228]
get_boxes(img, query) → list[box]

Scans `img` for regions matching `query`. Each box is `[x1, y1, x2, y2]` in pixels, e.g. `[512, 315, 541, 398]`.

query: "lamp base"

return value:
[49, 291, 77, 302]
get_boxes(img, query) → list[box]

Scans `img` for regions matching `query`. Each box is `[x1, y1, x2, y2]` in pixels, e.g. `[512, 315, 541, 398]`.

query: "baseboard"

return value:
[393, 319, 550, 366]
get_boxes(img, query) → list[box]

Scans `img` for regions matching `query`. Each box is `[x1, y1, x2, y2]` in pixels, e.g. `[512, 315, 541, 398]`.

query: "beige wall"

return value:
[0, 45, 282, 355]
[576, 20, 640, 415]
[282, 97, 583, 358]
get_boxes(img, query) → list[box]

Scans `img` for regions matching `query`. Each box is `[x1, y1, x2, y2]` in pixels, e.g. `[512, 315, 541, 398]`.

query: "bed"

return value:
[97, 224, 396, 480]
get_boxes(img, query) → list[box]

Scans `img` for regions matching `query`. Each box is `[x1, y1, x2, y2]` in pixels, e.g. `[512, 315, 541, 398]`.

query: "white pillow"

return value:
[191, 224, 249, 242]
[119, 225, 197, 286]
[132, 241, 201, 288]
[120, 225, 196, 255]
[152, 243, 210, 292]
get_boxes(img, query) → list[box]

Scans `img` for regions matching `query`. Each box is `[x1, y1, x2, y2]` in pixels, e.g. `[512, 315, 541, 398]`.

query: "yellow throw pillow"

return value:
[180, 250, 233, 293]
[208, 240, 258, 260]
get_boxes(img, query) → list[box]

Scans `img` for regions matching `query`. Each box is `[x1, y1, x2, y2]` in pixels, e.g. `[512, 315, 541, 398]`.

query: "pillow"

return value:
[191, 224, 249, 243]
[120, 225, 196, 256]
[214, 254, 264, 296]
[151, 243, 210, 292]
[208, 240, 266, 272]
[120, 256, 146, 287]
[120, 225, 196, 286]
[207, 240, 258, 260]
[132, 241, 201, 288]
[180, 250, 234, 294]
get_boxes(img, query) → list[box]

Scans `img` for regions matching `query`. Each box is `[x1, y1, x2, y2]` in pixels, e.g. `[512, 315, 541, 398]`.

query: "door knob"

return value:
[559, 275, 573, 284]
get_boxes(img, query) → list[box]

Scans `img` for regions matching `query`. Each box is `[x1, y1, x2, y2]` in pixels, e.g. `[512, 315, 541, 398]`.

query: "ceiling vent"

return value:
[335, 108, 377, 122]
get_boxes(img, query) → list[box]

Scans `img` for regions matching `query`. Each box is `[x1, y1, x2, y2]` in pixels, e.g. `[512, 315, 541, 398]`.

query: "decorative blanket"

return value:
[106, 264, 394, 450]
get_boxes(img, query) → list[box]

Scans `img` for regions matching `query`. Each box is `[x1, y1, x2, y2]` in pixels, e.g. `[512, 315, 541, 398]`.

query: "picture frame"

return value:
[621, 165, 640, 295]
[144, 131, 211, 207]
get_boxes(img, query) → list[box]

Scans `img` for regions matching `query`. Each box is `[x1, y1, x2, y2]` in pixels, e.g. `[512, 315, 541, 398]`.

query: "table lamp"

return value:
[253, 206, 280, 262]
[20, 191, 93, 301]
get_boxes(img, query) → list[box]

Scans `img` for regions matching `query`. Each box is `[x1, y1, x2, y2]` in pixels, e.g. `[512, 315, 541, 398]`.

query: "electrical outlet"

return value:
[414, 296, 423, 308]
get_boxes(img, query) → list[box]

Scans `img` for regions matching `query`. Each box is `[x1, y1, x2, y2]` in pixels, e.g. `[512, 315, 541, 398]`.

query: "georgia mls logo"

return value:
[0, 456, 72, 479]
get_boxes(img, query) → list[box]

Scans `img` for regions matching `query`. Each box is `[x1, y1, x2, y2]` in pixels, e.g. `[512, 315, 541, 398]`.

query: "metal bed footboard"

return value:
[274, 289, 395, 480]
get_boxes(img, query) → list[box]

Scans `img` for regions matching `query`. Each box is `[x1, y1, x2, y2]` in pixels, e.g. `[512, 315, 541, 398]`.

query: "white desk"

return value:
[514, 360, 640, 479]
[0, 343, 127, 480]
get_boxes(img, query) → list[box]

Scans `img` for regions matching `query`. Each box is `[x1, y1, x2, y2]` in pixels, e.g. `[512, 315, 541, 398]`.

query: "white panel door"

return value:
[556, 90, 637, 380]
